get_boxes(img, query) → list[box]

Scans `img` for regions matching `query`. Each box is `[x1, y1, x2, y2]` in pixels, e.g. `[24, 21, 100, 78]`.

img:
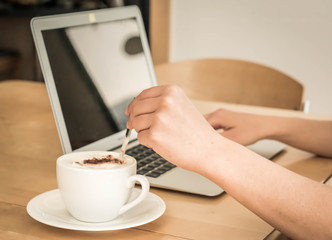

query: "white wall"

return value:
[169, 0, 332, 115]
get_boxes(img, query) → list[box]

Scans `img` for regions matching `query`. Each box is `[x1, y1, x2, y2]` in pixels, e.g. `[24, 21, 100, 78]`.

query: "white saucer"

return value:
[27, 188, 166, 231]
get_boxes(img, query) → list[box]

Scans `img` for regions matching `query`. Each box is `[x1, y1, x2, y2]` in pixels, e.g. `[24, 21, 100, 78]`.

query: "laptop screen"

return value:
[42, 17, 153, 150]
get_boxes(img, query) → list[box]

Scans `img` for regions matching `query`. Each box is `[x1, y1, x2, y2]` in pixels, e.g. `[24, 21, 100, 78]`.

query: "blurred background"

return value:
[166, 0, 332, 115]
[1, 0, 331, 115]
[0, 0, 150, 82]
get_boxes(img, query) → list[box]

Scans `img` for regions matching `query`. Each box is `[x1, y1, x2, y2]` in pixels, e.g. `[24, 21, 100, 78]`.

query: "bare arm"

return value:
[205, 109, 332, 157]
[126, 85, 332, 240]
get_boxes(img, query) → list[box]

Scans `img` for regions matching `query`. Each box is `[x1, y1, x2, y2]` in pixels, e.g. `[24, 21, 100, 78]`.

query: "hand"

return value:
[126, 85, 223, 172]
[205, 109, 270, 146]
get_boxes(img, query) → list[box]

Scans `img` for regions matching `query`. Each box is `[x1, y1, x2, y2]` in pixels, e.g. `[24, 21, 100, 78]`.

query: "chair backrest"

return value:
[154, 58, 305, 111]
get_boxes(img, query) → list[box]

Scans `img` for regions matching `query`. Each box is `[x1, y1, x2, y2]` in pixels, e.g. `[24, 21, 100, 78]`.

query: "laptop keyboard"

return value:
[125, 144, 176, 178]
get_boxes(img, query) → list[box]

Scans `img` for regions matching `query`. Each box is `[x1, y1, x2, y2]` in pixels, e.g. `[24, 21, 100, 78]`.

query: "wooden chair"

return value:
[154, 58, 305, 111]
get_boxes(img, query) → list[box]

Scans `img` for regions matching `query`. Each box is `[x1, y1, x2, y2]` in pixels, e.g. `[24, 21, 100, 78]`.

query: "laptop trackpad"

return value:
[247, 139, 285, 160]
[148, 167, 224, 197]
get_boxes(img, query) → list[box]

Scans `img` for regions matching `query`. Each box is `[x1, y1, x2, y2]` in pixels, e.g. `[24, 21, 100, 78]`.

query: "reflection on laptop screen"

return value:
[42, 18, 152, 150]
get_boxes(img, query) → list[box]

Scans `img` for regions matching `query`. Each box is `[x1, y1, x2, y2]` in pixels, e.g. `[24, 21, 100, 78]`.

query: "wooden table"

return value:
[1, 80, 331, 240]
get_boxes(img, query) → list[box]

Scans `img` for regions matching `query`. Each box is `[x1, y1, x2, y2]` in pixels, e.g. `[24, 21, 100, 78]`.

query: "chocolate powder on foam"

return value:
[76, 155, 125, 166]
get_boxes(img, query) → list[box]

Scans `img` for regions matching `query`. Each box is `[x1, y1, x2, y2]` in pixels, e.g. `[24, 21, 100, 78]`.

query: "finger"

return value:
[220, 128, 252, 146]
[220, 128, 237, 141]
[205, 112, 225, 129]
[135, 129, 152, 149]
[127, 97, 162, 131]
[135, 85, 166, 100]
[126, 86, 166, 115]
[128, 97, 160, 120]
[205, 109, 234, 130]
[127, 113, 152, 132]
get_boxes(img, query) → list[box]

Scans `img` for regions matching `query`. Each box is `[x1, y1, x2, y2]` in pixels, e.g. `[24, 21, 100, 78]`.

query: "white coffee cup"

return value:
[56, 151, 150, 222]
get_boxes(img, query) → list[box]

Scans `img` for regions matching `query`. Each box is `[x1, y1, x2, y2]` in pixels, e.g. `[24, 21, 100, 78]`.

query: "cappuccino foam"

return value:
[67, 155, 133, 169]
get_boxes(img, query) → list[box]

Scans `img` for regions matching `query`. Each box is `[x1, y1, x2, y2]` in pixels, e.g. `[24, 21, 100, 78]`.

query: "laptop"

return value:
[31, 6, 284, 197]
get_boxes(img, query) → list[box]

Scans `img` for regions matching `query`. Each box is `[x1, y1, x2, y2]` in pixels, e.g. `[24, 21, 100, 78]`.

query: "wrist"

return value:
[195, 133, 235, 181]
[264, 116, 294, 142]
[260, 115, 286, 141]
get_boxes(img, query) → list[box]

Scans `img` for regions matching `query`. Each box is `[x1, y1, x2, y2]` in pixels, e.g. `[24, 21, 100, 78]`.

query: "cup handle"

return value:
[118, 175, 150, 215]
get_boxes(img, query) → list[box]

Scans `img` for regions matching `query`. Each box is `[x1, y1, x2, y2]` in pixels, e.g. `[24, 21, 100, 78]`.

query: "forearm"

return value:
[263, 116, 332, 157]
[202, 138, 332, 240]
[126, 85, 332, 239]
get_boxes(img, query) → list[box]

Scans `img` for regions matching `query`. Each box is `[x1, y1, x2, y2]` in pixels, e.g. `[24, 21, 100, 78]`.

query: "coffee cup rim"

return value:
[57, 151, 136, 171]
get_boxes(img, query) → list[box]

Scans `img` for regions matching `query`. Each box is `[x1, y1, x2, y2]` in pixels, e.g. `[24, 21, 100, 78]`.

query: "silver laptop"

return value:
[31, 6, 284, 197]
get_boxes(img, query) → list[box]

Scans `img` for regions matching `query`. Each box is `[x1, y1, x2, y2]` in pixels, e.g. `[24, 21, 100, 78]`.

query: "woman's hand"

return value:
[125, 85, 223, 172]
[205, 109, 272, 146]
